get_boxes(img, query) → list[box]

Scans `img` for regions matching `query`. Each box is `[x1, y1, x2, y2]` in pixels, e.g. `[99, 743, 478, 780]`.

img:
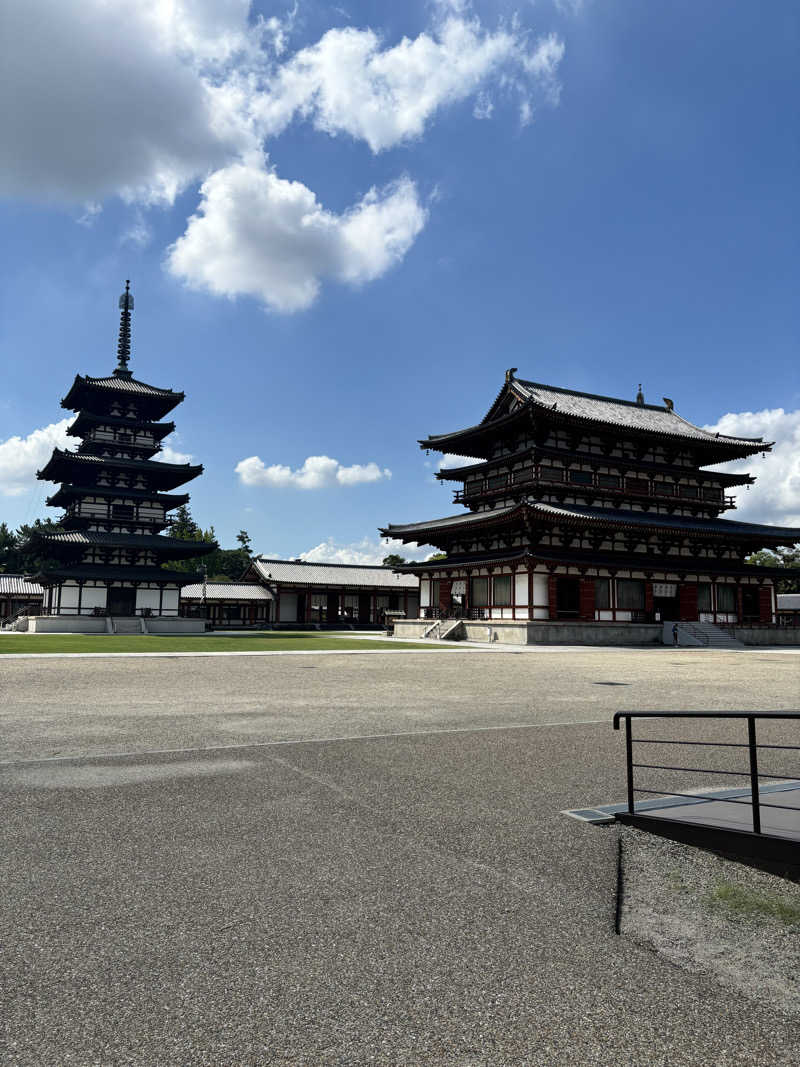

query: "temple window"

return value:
[470, 577, 489, 606]
[492, 575, 512, 606]
[616, 579, 645, 610]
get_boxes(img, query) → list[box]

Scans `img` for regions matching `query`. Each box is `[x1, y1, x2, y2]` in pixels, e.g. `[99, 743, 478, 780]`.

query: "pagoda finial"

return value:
[636, 383, 644, 406]
[114, 280, 134, 379]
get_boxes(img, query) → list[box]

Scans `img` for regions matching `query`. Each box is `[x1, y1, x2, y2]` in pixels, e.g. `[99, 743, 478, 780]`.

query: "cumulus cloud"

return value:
[251, 15, 563, 152]
[167, 159, 426, 310]
[298, 536, 431, 565]
[704, 408, 800, 531]
[3, 1, 564, 309]
[0, 0, 256, 205]
[235, 454, 391, 489]
[0, 418, 71, 497]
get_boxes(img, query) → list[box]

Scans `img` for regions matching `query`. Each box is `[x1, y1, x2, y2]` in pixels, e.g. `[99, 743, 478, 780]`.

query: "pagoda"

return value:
[380, 370, 800, 639]
[28, 283, 216, 632]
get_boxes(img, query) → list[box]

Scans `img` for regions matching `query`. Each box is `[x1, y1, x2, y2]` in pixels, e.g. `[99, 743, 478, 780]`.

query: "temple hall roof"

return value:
[0, 575, 44, 597]
[251, 557, 419, 589]
[421, 375, 769, 456]
[180, 582, 274, 601]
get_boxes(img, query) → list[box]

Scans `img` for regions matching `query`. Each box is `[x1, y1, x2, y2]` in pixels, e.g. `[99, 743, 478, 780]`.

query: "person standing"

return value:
[672, 622, 679, 647]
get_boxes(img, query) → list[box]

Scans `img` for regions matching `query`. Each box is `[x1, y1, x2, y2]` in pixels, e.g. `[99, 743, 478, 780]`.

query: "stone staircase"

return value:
[439, 619, 465, 641]
[111, 616, 145, 635]
[674, 621, 745, 650]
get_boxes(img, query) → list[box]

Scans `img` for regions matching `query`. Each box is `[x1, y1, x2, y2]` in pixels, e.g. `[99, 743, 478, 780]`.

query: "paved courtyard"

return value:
[1, 648, 798, 1065]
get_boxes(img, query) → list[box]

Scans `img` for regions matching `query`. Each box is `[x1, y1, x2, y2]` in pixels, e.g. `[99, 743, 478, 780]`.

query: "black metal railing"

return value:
[613, 710, 799, 836]
[422, 606, 489, 621]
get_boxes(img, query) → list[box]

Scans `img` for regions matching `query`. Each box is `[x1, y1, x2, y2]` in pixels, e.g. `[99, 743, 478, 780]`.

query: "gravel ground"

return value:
[1, 649, 799, 1065]
[619, 825, 800, 1015]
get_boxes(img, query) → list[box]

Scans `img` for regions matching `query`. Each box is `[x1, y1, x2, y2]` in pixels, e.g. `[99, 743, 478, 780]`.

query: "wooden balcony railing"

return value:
[453, 469, 734, 509]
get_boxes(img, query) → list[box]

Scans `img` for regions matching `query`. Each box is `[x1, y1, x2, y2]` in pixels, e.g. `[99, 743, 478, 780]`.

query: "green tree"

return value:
[747, 545, 800, 593]
[236, 529, 253, 557]
[382, 553, 406, 567]
[10, 519, 66, 574]
[427, 552, 447, 562]
[0, 522, 16, 571]
[162, 506, 215, 574]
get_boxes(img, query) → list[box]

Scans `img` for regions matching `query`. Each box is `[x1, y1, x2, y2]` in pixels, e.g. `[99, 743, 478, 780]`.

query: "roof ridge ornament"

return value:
[505, 367, 518, 383]
[636, 384, 645, 406]
[114, 280, 134, 379]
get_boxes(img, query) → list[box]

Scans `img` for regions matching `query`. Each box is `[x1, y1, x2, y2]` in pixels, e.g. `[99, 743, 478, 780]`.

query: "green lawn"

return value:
[0, 631, 443, 655]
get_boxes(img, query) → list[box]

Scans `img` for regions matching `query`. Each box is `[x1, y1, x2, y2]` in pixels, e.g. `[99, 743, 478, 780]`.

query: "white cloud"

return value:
[167, 159, 427, 311]
[235, 454, 391, 489]
[158, 444, 194, 465]
[437, 453, 482, 470]
[704, 408, 800, 531]
[4, 2, 564, 310]
[0, 418, 71, 497]
[298, 536, 431, 565]
[251, 15, 563, 152]
[0, 0, 256, 205]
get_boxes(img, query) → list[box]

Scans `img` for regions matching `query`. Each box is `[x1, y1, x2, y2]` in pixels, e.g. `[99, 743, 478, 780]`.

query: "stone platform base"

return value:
[26, 616, 207, 634]
[394, 619, 663, 646]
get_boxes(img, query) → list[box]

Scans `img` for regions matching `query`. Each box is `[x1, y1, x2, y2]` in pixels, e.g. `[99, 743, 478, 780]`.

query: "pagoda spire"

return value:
[114, 280, 134, 379]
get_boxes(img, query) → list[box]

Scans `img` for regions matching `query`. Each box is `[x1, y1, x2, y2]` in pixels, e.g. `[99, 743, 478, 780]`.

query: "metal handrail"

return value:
[613, 711, 800, 836]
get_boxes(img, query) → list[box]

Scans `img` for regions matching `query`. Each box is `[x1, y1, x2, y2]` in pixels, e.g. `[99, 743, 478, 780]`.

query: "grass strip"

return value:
[0, 632, 448, 655]
[707, 882, 800, 925]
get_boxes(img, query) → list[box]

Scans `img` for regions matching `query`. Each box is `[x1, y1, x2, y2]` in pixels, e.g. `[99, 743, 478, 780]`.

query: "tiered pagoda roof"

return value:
[31, 282, 215, 590]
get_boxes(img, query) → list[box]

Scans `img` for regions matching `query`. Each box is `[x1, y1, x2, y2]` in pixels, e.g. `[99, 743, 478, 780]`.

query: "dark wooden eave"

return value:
[46, 484, 190, 510]
[61, 374, 185, 419]
[66, 412, 176, 440]
[37, 449, 203, 491]
[382, 500, 800, 548]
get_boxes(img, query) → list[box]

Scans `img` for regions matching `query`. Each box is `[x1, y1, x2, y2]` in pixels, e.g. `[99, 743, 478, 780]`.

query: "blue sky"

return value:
[1, 0, 798, 560]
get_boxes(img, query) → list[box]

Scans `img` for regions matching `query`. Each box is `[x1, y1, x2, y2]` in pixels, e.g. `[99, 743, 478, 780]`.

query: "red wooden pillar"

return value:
[548, 574, 558, 620]
[579, 577, 595, 622]
[758, 585, 773, 624]
[679, 582, 698, 621]
[644, 582, 654, 617]
[736, 585, 744, 624]
[439, 579, 452, 614]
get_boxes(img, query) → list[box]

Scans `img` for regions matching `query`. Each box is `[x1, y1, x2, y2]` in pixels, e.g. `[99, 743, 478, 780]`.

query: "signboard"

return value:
[653, 583, 677, 599]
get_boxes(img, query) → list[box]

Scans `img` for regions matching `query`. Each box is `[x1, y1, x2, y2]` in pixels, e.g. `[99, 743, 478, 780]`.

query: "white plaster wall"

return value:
[280, 593, 298, 622]
[136, 589, 161, 611]
[162, 588, 180, 612]
[515, 573, 528, 606]
[60, 584, 79, 609]
[533, 574, 548, 608]
[420, 579, 430, 608]
[597, 610, 614, 621]
[81, 586, 107, 609]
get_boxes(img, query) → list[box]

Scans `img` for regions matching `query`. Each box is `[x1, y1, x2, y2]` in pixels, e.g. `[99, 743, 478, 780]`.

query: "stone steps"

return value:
[677, 621, 745, 650]
[111, 617, 144, 635]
